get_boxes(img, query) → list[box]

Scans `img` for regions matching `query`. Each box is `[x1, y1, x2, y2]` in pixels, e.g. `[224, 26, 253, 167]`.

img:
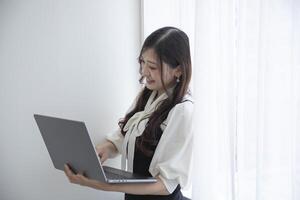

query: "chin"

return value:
[145, 84, 157, 91]
[145, 85, 154, 90]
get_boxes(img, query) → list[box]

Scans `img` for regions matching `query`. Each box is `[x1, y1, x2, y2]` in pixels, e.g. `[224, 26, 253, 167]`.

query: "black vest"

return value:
[124, 142, 183, 200]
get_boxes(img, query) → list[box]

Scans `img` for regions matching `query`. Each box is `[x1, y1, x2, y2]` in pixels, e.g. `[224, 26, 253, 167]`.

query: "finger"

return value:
[64, 165, 75, 183]
[78, 170, 88, 178]
[77, 171, 86, 177]
[64, 164, 75, 177]
[95, 146, 103, 154]
[97, 151, 104, 158]
[100, 157, 104, 164]
[100, 155, 108, 164]
[76, 174, 86, 181]
[64, 164, 71, 174]
[64, 164, 70, 175]
[73, 174, 88, 186]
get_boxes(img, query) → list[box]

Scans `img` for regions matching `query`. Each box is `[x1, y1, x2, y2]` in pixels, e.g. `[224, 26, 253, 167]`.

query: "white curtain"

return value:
[193, 0, 237, 199]
[141, 0, 300, 200]
[235, 0, 300, 200]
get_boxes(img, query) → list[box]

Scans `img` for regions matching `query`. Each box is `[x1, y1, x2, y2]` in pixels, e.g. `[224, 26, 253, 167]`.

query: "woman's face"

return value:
[140, 48, 181, 95]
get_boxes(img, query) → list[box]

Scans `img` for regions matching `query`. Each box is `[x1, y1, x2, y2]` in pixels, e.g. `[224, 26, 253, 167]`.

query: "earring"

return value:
[176, 77, 180, 83]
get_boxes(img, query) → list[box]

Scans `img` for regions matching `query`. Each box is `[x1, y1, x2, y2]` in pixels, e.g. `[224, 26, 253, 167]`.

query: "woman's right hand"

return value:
[95, 140, 118, 164]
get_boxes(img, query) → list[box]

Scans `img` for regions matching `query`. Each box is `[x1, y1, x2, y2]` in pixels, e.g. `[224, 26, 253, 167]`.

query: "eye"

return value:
[149, 66, 157, 70]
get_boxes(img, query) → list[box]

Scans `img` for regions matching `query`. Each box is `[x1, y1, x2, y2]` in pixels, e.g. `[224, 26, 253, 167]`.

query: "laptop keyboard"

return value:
[105, 172, 128, 180]
[103, 166, 136, 179]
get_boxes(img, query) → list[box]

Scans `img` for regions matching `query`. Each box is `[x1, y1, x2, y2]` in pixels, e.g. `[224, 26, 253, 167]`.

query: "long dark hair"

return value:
[118, 27, 192, 156]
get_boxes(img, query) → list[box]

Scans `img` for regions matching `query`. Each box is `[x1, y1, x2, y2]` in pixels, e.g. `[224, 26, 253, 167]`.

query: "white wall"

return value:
[0, 0, 140, 199]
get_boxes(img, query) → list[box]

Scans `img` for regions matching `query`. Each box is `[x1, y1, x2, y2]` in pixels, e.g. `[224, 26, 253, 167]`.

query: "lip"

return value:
[146, 79, 155, 84]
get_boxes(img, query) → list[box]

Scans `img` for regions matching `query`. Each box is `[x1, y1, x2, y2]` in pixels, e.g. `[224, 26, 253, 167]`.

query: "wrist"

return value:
[97, 182, 118, 192]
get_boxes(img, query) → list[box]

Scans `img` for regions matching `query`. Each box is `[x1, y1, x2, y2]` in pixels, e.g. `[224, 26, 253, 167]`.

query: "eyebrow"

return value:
[140, 56, 158, 65]
[147, 60, 157, 65]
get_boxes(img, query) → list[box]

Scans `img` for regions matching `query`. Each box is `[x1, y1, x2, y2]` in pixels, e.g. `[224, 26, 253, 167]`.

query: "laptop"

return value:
[34, 114, 157, 184]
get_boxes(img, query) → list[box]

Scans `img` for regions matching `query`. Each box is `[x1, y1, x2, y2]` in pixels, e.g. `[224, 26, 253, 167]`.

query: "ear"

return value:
[174, 65, 182, 78]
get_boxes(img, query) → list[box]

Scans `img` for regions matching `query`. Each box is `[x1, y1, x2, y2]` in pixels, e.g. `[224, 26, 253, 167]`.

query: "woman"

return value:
[64, 26, 193, 200]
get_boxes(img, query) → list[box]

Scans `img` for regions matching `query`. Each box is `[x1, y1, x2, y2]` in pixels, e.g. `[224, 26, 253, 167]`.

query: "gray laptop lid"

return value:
[34, 114, 157, 184]
[34, 114, 107, 182]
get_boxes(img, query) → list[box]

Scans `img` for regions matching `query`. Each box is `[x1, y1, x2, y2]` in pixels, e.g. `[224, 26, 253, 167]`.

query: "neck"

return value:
[156, 85, 176, 98]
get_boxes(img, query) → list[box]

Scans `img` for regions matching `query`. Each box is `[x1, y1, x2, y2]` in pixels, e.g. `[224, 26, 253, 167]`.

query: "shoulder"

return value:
[167, 93, 194, 121]
[179, 92, 194, 106]
[173, 93, 194, 113]
[160, 93, 194, 131]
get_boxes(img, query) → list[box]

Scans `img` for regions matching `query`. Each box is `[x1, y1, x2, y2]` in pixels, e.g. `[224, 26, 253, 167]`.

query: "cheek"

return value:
[162, 71, 173, 83]
[152, 71, 162, 80]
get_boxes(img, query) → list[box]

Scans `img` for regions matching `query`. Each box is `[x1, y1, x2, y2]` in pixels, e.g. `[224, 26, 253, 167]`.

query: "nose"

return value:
[141, 65, 150, 76]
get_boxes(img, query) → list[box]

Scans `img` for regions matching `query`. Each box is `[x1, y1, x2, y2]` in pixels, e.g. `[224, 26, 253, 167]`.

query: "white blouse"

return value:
[106, 89, 194, 193]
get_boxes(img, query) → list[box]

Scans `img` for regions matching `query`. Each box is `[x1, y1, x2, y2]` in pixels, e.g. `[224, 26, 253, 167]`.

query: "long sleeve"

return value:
[106, 129, 124, 154]
[149, 98, 194, 193]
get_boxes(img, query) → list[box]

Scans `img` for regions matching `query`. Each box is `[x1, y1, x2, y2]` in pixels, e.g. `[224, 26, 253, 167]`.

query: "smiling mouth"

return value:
[146, 79, 155, 84]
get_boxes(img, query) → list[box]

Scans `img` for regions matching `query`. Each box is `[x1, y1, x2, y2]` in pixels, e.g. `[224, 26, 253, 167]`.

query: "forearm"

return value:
[91, 176, 170, 195]
[64, 163, 170, 195]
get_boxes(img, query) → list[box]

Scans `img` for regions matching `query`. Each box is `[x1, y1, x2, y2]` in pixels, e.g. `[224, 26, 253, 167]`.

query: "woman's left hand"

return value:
[63, 164, 112, 191]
